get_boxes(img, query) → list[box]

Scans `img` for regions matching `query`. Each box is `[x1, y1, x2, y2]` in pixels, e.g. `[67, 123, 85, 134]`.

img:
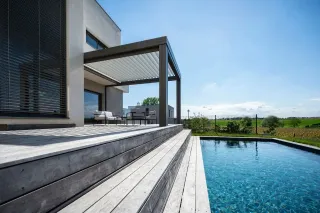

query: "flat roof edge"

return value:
[94, 0, 121, 31]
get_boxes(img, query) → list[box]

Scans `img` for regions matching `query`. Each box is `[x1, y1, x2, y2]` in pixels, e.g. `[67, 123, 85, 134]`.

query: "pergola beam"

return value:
[105, 76, 177, 87]
[84, 65, 119, 85]
[84, 37, 167, 64]
[167, 39, 181, 80]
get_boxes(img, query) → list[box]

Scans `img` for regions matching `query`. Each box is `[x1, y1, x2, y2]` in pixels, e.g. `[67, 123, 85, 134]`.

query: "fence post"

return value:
[215, 115, 217, 132]
[256, 114, 258, 134]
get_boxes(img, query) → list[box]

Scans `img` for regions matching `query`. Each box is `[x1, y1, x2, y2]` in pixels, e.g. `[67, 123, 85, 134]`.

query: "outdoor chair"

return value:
[93, 110, 121, 125]
[146, 110, 157, 124]
[126, 109, 146, 125]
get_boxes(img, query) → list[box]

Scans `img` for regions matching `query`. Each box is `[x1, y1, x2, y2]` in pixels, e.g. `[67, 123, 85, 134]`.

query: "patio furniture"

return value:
[146, 110, 157, 124]
[93, 110, 121, 125]
[126, 108, 147, 125]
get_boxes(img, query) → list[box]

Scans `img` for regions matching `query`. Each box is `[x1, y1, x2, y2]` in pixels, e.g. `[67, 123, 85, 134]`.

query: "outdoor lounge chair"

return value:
[94, 110, 121, 125]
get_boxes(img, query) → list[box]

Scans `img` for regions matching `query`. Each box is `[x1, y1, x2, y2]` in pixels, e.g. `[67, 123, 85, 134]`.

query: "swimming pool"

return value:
[201, 139, 320, 212]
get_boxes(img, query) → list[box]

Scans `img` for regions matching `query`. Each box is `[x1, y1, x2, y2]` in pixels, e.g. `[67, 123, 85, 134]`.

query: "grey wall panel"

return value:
[106, 87, 123, 116]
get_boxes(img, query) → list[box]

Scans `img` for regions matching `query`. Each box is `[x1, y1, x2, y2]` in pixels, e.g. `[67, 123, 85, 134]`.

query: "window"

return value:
[0, 0, 67, 117]
[84, 90, 102, 124]
[86, 31, 107, 50]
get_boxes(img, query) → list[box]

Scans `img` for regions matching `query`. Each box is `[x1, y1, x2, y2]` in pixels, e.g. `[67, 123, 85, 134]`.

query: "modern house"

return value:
[0, 0, 181, 130]
[0, 2, 212, 212]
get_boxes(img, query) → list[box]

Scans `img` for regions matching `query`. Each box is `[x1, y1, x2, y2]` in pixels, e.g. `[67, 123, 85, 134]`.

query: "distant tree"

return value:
[288, 117, 301, 127]
[262, 115, 283, 133]
[240, 116, 253, 133]
[142, 97, 159, 106]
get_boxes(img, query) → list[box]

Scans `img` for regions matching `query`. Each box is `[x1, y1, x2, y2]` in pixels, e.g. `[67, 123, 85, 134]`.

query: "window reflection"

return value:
[86, 31, 107, 50]
[84, 90, 101, 124]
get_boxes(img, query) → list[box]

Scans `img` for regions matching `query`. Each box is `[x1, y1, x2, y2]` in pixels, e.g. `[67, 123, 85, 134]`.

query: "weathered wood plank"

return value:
[195, 136, 211, 213]
[0, 125, 181, 205]
[84, 131, 187, 213]
[148, 131, 191, 213]
[163, 135, 193, 213]
[59, 132, 175, 213]
[0, 125, 182, 168]
[180, 136, 196, 213]
[0, 128, 182, 213]
[112, 130, 189, 213]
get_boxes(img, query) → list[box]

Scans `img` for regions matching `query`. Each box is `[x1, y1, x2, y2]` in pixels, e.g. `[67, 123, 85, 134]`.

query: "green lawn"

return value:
[213, 117, 320, 128]
[193, 131, 320, 148]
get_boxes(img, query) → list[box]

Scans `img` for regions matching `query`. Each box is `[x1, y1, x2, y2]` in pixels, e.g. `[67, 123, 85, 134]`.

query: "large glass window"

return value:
[86, 31, 107, 50]
[0, 0, 66, 117]
[84, 90, 102, 124]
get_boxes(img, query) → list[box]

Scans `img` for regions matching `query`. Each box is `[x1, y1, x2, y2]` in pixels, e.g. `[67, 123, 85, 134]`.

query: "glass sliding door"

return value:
[84, 90, 102, 124]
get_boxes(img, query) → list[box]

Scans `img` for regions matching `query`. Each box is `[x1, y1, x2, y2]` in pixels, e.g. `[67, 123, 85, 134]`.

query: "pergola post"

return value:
[176, 79, 181, 124]
[159, 44, 168, 126]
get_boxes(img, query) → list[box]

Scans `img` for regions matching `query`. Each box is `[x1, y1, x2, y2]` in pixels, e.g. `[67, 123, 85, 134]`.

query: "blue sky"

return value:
[98, 0, 320, 118]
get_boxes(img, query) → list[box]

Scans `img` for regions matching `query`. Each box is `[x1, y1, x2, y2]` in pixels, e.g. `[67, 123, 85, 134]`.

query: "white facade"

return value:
[83, 0, 128, 121]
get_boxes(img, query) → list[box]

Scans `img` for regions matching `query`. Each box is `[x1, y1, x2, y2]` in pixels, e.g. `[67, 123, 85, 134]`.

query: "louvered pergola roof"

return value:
[83, 36, 181, 86]
[83, 36, 181, 127]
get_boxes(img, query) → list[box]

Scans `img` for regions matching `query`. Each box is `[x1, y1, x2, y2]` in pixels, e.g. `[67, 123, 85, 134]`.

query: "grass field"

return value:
[213, 117, 320, 128]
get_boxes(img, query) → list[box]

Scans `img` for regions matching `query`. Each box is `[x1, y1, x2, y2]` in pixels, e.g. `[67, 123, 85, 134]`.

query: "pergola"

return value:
[84, 36, 181, 127]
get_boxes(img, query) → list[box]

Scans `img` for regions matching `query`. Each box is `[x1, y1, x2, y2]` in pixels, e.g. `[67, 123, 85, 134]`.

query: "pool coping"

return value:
[200, 136, 320, 154]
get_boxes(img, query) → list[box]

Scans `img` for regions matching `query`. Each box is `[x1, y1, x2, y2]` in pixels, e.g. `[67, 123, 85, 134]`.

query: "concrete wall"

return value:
[67, 0, 84, 126]
[106, 87, 123, 116]
[84, 0, 121, 48]
[83, 0, 128, 93]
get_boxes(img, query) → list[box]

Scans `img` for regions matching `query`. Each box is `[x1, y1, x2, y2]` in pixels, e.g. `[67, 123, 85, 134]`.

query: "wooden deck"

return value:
[0, 124, 162, 168]
[0, 126, 211, 213]
[59, 134, 210, 213]
[164, 136, 211, 213]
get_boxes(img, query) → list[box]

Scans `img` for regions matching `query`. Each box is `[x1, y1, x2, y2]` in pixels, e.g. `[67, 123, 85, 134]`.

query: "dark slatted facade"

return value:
[0, 0, 67, 117]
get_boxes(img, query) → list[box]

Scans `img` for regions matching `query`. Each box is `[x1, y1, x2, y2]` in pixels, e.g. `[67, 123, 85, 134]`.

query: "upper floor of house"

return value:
[84, 0, 121, 52]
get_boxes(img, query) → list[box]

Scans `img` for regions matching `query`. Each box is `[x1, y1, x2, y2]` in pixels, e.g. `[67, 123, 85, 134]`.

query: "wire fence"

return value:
[181, 114, 320, 145]
[182, 114, 260, 133]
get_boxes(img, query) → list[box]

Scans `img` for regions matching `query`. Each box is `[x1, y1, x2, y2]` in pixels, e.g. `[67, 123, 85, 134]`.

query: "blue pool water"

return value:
[201, 139, 320, 213]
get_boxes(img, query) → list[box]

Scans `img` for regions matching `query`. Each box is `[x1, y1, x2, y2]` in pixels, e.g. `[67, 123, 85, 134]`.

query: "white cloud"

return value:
[181, 101, 320, 119]
[202, 82, 217, 93]
[310, 98, 320, 101]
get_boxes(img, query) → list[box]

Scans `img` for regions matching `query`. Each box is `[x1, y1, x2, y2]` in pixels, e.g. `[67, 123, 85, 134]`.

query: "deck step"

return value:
[59, 129, 191, 213]
[0, 125, 183, 213]
[164, 136, 211, 213]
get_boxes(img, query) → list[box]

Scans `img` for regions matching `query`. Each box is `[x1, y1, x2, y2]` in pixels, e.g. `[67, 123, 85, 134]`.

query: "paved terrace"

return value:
[0, 125, 161, 168]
